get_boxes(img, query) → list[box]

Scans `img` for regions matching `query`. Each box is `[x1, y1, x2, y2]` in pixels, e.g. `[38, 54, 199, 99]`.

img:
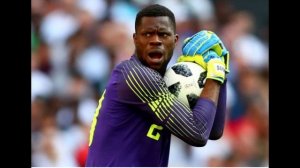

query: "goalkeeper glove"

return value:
[203, 50, 226, 83]
[179, 30, 230, 73]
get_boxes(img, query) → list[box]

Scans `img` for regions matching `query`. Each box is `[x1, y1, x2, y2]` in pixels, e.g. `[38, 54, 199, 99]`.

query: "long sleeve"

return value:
[209, 80, 227, 140]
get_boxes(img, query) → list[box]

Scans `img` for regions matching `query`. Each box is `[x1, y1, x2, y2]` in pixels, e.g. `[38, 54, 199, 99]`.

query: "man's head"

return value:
[133, 4, 179, 75]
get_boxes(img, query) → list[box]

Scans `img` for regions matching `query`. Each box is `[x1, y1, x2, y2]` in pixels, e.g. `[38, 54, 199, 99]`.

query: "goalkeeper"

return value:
[86, 4, 229, 167]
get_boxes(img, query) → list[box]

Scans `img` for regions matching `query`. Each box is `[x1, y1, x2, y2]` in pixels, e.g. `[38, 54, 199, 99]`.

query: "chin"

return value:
[149, 65, 161, 71]
[152, 65, 166, 75]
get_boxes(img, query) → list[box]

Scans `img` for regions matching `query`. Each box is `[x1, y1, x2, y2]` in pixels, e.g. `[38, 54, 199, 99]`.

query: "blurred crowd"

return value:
[31, 0, 268, 167]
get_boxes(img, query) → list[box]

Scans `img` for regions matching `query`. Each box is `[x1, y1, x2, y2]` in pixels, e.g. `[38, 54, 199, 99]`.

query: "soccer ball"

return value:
[163, 62, 207, 108]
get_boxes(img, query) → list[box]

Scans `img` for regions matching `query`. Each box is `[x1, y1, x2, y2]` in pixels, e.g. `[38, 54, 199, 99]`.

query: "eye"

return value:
[159, 32, 169, 37]
[145, 33, 151, 37]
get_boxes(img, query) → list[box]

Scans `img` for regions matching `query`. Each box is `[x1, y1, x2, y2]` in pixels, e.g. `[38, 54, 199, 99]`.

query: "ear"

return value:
[174, 34, 179, 44]
[133, 33, 137, 43]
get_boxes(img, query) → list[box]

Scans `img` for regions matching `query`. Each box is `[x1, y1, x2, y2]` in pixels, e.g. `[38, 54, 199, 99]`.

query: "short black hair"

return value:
[135, 4, 176, 32]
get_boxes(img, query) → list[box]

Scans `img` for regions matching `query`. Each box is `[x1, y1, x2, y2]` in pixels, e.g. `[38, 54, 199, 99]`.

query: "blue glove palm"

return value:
[182, 30, 227, 57]
[179, 30, 230, 73]
[177, 30, 229, 83]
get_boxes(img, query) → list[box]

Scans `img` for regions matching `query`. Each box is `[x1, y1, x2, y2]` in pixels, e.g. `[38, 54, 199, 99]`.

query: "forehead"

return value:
[138, 16, 173, 31]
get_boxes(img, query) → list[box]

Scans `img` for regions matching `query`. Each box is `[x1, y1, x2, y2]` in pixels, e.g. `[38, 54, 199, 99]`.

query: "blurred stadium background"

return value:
[31, 0, 268, 167]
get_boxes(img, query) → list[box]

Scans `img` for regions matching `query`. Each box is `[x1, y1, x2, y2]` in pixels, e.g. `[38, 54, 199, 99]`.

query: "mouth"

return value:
[148, 50, 164, 63]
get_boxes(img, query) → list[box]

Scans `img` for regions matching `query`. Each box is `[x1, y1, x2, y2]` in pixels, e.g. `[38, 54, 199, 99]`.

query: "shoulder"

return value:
[114, 56, 167, 90]
[115, 57, 159, 78]
[116, 57, 143, 71]
[109, 57, 150, 84]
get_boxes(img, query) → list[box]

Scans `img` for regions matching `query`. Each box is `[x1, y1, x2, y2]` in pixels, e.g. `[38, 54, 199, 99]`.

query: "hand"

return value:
[178, 30, 230, 73]
[203, 50, 226, 83]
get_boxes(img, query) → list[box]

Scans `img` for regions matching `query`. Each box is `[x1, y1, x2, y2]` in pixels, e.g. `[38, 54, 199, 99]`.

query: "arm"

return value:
[177, 30, 229, 142]
[189, 79, 221, 145]
[209, 80, 227, 140]
[120, 60, 220, 146]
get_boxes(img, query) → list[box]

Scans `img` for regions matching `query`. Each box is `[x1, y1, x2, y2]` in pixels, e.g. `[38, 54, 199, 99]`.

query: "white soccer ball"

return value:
[163, 62, 207, 108]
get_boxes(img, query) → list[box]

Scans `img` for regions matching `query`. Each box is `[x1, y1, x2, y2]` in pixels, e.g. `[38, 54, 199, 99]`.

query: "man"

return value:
[86, 4, 229, 167]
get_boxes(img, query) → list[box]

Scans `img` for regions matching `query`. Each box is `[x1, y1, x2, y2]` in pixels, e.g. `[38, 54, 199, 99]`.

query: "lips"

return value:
[148, 50, 164, 63]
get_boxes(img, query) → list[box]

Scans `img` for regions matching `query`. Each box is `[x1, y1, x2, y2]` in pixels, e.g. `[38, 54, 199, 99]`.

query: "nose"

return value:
[149, 35, 162, 46]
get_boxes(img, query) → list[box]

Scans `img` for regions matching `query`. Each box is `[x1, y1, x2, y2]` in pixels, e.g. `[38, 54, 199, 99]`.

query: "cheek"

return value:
[165, 41, 176, 52]
[135, 39, 146, 48]
[135, 42, 142, 51]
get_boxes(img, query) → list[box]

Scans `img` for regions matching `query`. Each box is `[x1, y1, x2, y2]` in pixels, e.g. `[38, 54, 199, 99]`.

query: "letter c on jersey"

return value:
[147, 124, 163, 141]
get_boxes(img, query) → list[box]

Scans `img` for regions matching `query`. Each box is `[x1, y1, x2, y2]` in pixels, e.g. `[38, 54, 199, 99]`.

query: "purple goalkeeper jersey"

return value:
[85, 55, 226, 166]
